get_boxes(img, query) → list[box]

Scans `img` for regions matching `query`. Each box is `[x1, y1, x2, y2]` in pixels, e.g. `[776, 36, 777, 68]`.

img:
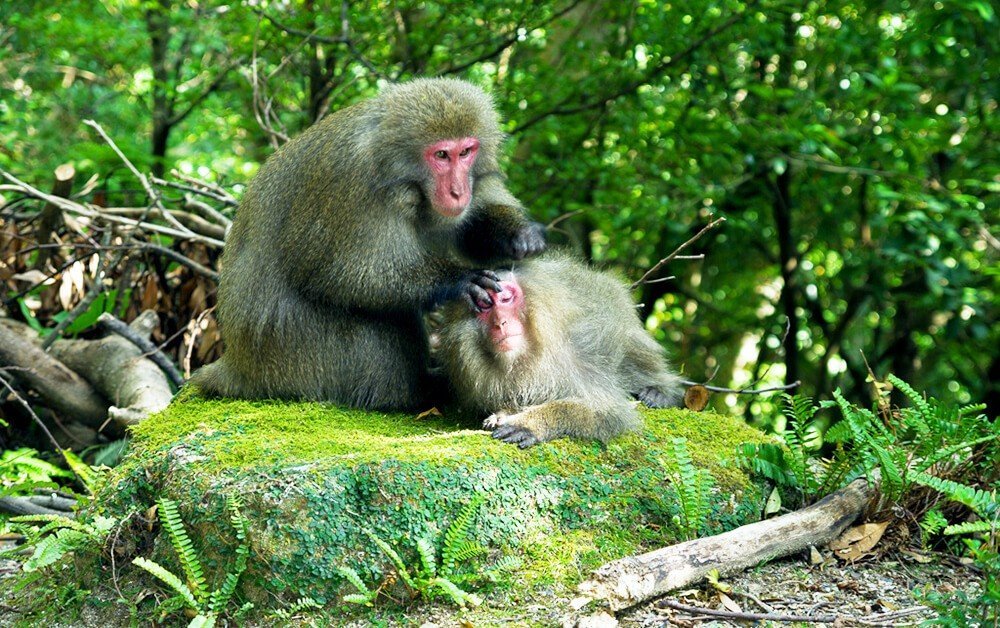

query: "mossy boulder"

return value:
[96, 394, 772, 622]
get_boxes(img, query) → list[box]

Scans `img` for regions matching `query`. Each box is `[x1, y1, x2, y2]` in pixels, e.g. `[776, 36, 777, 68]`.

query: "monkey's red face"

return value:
[424, 137, 480, 217]
[476, 280, 527, 356]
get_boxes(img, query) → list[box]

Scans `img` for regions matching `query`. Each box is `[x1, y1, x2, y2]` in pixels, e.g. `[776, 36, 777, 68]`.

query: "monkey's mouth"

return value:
[495, 333, 524, 353]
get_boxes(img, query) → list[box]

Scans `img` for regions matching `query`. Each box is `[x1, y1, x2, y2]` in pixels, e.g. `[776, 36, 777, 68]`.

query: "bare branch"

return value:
[631, 217, 726, 289]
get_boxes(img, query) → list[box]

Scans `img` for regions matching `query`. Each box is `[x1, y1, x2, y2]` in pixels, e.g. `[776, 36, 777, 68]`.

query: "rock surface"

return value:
[94, 394, 772, 621]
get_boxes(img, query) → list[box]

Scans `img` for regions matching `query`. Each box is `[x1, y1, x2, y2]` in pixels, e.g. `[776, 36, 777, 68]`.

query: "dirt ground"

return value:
[619, 549, 978, 627]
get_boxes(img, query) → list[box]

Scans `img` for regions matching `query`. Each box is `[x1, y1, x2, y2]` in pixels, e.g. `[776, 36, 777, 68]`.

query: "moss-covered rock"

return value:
[92, 395, 771, 622]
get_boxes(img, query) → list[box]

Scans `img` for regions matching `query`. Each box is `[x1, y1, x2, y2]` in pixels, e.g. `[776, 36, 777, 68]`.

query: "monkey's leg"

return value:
[484, 398, 639, 449]
[623, 333, 685, 408]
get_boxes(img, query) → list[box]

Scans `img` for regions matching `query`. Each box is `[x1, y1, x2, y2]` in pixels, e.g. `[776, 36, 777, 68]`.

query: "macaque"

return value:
[433, 252, 684, 448]
[192, 78, 546, 409]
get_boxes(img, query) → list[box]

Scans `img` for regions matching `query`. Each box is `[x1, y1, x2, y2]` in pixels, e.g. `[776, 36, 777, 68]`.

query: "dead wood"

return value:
[48, 310, 174, 426]
[0, 320, 108, 428]
[577, 474, 878, 611]
[33, 163, 75, 270]
[0, 496, 75, 517]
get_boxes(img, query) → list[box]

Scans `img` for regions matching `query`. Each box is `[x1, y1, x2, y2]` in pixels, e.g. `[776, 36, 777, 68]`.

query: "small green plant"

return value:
[4, 513, 115, 571]
[340, 494, 518, 608]
[132, 496, 252, 627]
[270, 596, 324, 620]
[660, 437, 715, 540]
[734, 394, 864, 507]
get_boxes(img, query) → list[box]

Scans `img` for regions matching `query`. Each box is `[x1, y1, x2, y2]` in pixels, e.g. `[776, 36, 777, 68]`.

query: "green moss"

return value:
[70, 396, 774, 622]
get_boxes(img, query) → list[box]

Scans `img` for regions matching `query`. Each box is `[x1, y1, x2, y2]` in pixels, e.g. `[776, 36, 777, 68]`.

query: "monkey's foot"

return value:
[484, 411, 541, 449]
[634, 386, 682, 408]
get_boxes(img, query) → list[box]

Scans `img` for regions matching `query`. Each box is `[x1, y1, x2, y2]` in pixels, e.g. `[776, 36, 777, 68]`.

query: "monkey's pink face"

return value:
[424, 137, 480, 217]
[476, 280, 527, 356]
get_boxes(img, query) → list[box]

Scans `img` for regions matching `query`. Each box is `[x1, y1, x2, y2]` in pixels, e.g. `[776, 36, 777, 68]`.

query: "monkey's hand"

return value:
[499, 221, 547, 261]
[461, 269, 503, 312]
[484, 409, 544, 449]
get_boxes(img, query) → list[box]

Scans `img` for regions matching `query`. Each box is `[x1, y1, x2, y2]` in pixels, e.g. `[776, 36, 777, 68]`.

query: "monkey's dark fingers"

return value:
[463, 283, 493, 312]
[635, 386, 683, 408]
[508, 222, 547, 260]
[470, 269, 503, 293]
[492, 425, 539, 448]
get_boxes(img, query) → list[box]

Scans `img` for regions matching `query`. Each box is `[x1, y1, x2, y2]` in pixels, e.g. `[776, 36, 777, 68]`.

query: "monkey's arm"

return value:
[458, 175, 546, 263]
[484, 397, 640, 449]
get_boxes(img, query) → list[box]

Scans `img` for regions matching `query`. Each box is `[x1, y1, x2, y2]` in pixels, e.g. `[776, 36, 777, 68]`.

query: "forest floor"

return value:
[0, 539, 980, 626]
[620, 550, 977, 627]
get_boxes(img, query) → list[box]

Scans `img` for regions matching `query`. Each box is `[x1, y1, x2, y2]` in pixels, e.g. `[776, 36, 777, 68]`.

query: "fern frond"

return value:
[133, 556, 199, 611]
[23, 529, 87, 571]
[440, 493, 485, 578]
[157, 498, 207, 604]
[888, 375, 932, 420]
[365, 529, 417, 591]
[944, 521, 996, 536]
[912, 472, 995, 515]
[429, 577, 481, 607]
[920, 509, 949, 540]
[416, 537, 438, 578]
[447, 540, 488, 565]
[209, 497, 250, 614]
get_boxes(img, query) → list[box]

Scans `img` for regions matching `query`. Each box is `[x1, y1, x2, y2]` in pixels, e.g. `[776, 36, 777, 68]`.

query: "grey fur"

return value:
[192, 78, 544, 409]
[435, 251, 684, 447]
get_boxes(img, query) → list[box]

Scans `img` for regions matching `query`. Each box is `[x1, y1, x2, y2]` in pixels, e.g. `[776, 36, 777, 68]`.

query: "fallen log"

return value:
[577, 474, 878, 611]
[0, 320, 108, 428]
[49, 311, 174, 426]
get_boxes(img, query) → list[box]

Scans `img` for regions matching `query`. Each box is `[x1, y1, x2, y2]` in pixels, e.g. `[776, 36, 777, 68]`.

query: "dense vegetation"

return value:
[0, 1, 996, 624]
[1, 0, 995, 420]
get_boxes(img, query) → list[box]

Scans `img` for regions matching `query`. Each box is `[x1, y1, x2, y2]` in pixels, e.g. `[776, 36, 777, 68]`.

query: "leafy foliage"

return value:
[3, 514, 115, 571]
[340, 494, 518, 608]
[131, 496, 252, 627]
[660, 438, 716, 540]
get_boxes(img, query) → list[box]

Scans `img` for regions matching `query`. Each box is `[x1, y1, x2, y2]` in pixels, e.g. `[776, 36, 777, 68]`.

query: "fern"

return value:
[156, 498, 207, 603]
[344, 496, 502, 608]
[440, 493, 485, 578]
[272, 596, 324, 618]
[920, 509, 948, 541]
[133, 556, 200, 610]
[132, 496, 252, 626]
[662, 438, 715, 540]
[5, 513, 115, 569]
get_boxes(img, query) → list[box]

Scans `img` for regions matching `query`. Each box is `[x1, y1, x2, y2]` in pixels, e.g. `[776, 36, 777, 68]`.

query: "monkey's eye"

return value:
[459, 147, 472, 157]
[496, 290, 514, 304]
[434, 150, 449, 160]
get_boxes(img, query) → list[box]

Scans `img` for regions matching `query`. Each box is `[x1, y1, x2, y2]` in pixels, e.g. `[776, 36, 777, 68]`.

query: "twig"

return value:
[631, 217, 726, 289]
[137, 242, 219, 282]
[680, 379, 801, 394]
[97, 313, 185, 388]
[83, 120, 193, 235]
[853, 606, 929, 626]
[0, 171, 225, 247]
[546, 209, 585, 229]
[657, 599, 836, 623]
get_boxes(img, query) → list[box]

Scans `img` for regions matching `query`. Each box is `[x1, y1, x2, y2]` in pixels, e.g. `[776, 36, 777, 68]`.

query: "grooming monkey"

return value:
[193, 79, 546, 409]
[433, 252, 684, 448]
